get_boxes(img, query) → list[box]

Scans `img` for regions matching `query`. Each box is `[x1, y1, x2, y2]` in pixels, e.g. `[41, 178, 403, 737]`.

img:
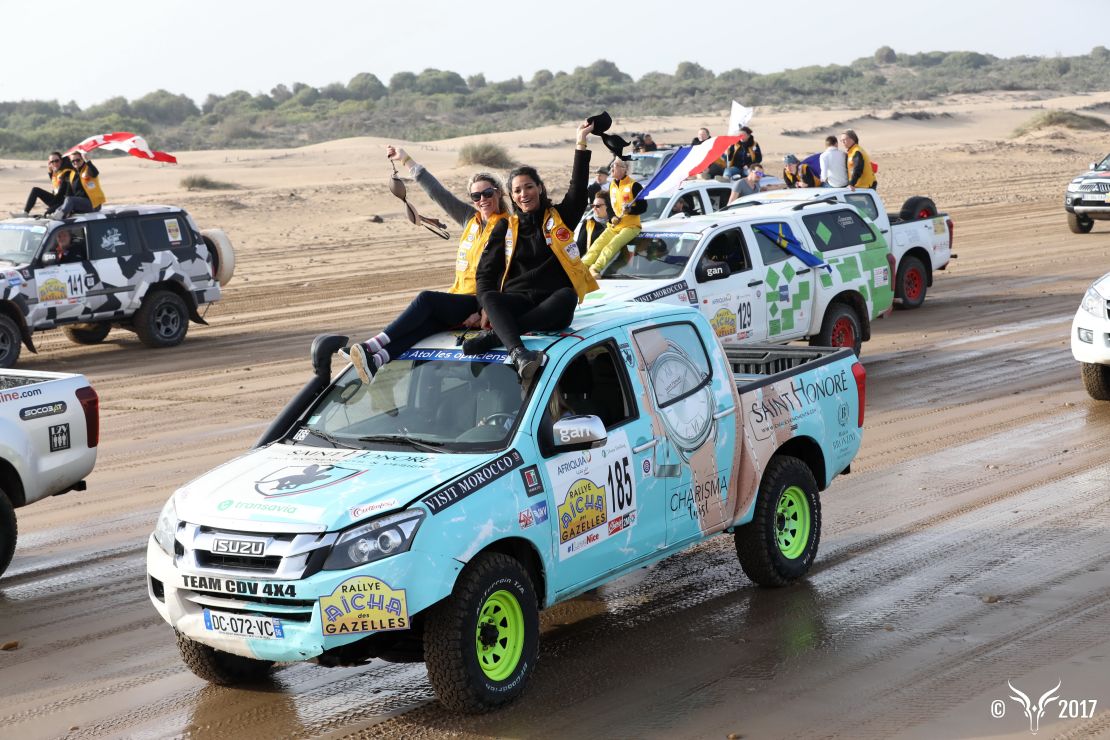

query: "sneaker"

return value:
[461, 330, 501, 355]
[509, 348, 544, 381]
[349, 343, 376, 384]
[9, 211, 29, 218]
[47, 211, 66, 221]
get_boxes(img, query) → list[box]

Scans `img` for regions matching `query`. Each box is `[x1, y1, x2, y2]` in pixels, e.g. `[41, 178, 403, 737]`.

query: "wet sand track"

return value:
[1, 183, 1109, 738]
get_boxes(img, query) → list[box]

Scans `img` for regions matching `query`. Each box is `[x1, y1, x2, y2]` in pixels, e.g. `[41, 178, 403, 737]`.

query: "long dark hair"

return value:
[506, 165, 551, 214]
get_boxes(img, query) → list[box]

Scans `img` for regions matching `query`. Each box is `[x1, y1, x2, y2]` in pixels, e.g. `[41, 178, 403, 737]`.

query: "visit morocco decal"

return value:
[254, 464, 365, 498]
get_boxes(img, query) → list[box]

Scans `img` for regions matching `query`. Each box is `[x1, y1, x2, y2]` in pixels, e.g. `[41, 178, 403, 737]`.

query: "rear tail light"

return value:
[946, 218, 954, 248]
[75, 385, 99, 448]
[851, 362, 866, 428]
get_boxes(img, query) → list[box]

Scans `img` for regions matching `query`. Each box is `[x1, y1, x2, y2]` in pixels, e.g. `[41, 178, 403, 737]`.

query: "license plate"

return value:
[1104, 193, 1110, 203]
[202, 608, 284, 639]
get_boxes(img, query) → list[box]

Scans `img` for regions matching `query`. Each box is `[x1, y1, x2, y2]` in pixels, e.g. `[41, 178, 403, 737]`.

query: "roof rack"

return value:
[791, 196, 838, 211]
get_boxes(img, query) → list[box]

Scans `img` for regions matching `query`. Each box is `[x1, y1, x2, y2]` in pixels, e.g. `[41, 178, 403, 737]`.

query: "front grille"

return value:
[1079, 181, 1110, 193]
[175, 522, 337, 580]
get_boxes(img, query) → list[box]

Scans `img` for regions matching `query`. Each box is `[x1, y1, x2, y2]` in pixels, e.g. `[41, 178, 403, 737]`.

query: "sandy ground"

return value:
[1, 90, 1109, 739]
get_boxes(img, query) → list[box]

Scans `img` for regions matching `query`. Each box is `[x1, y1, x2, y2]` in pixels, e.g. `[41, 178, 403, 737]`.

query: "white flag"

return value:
[728, 100, 754, 134]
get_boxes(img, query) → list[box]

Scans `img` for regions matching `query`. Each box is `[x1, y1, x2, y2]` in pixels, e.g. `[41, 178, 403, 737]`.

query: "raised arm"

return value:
[387, 145, 474, 227]
[554, 120, 594, 226]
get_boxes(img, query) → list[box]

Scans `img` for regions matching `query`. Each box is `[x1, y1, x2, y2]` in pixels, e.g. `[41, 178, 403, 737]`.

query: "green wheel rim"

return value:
[775, 485, 811, 560]
[475, 589, 525, 682]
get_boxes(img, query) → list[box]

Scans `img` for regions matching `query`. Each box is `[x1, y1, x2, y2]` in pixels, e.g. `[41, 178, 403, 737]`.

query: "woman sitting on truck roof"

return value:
[350, 122, 595, 383]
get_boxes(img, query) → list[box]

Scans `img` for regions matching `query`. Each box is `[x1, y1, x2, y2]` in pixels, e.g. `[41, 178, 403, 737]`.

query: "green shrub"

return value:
[180, 175, 238, 191]
[457, 140, 513, 168]
[1013, 109, 1110, 137]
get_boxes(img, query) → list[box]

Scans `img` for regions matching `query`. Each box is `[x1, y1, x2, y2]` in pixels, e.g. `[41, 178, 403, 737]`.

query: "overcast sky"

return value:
[3, 0, 1107, 108]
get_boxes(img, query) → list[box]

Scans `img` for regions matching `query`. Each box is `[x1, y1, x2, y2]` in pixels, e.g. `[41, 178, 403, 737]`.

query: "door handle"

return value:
[796, 268, 811, 275]
[747, 279, 763, 287]
[713, 406, 736, 420]
[632, 438, 659, 453]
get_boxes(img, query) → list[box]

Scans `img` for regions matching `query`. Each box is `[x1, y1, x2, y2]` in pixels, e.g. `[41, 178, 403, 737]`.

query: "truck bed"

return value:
[725, 344, 856, 390]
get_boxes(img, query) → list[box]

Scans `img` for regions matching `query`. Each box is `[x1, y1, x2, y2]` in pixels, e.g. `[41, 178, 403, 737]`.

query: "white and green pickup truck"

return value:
[588, 199, 895, 354]
[729, 188, 954, 309]
[0, 369, 99, 577]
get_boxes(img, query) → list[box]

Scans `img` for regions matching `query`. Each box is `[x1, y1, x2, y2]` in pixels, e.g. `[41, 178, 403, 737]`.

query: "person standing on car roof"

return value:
[782, 154, 821, 188]
[350, 121, 594, 383]
[840, 129, 877, 190]
[462, 118, 599, 380]
[724, 126, 762, 178]
[347, 146, 512, 383]
[12, 152, 76, 218]
[581, 157, 646, 277]
[53, 151, 106, 219]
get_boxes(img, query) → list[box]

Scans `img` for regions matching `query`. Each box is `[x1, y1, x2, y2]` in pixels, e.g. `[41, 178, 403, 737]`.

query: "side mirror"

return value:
[696, 259, 731, 283]
[552, 415, 607, 452]
[1090, 162, 1097, 170]
[40, 252, 59, 267]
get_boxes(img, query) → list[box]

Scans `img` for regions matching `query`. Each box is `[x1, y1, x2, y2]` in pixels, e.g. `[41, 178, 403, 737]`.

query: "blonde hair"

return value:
[469, 172, 510, 214]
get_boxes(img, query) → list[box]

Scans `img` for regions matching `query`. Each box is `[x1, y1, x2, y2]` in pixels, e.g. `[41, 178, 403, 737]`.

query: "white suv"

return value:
[1071, 271, 1110, 399]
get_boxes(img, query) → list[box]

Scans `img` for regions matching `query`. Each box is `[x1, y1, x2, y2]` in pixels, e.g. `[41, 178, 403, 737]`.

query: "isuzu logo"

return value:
[212, 538, 265, 557]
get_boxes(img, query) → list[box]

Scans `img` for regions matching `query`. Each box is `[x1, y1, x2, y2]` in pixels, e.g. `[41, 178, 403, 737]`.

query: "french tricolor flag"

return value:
[635, 135, 744, 201]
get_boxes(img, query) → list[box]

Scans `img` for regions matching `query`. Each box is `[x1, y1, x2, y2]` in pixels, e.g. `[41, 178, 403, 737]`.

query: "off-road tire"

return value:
[811, 302, 863, 355]
[0, 314, 22, 368]
[1068, 212, 1094, 234]
[63, 322, 111, 345]
[176, 631, 275, 685]
[1080, 362, 1110, 401]
[735, 455, 821, 587]
[424, 552, 539, 713]
[899, 196, 937, 221]
[134, 290, 189, 348]
[0, 488, 16, 578]
[895, 255, 928, 310]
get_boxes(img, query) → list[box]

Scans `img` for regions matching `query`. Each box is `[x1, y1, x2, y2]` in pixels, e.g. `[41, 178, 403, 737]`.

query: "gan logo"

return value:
[710, 308, 737, 338]
[253, 464, 363, 498]
[49, 423, 70, 452]
[320, 576, 408, 635]
[557, 478, 606, 544]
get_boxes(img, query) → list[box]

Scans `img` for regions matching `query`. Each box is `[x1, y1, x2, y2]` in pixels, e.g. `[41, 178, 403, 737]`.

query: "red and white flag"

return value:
[66, 132, 177, 164]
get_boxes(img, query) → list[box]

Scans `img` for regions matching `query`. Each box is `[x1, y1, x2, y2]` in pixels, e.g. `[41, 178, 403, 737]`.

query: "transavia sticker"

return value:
[424, 450, 524, 514]
[49, 423, 70, 452]
[253, 464, 364, 498]
[320, 576, 408, 635]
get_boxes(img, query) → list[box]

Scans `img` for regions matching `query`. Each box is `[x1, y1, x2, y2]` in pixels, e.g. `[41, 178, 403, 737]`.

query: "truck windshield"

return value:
[301, 349, 527, 453]
[601, 231, 702, 280]
[0, 223, 47, 264]
[639, 197, 669, 221]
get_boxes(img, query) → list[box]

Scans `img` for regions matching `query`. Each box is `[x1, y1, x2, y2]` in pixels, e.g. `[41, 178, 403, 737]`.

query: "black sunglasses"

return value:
[469, 187, 497, 202]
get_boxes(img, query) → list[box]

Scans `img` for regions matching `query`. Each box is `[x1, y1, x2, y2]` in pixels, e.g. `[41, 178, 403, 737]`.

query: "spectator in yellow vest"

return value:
[581, 158, 646, 277]
[54, 151, 107, 219]
[839, 129, 877, 190]
[12, 152, 75, 218]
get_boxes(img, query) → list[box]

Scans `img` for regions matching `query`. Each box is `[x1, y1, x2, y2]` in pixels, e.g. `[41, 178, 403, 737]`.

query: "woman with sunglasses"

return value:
[348, 146, 512, 382]
[54, 151, 106, 219]
[463, 119, 598, 380]
[12, 152, 76, 218]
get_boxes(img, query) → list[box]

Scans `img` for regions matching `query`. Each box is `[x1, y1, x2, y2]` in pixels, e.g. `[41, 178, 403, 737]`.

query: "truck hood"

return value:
[584, 278, 691, 305]
[1095, 272, 1110, 296]
[173, 443, 492, 533]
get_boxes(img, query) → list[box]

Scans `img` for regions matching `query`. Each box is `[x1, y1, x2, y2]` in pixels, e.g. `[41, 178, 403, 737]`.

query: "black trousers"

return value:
[24, 187, 62, 213]
[384, 290, 478, 357]
[479, 288, 577, 351]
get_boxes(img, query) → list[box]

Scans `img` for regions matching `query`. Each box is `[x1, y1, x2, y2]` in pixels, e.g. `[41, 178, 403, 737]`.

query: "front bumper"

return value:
[1064, 192, 1110, 218]
[146, 536, 462, 662]
[1070, 307, 1110, 364]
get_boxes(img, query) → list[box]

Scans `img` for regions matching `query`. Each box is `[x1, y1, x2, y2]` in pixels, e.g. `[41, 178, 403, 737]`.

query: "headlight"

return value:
[153, 498, 178, 555]
[1067, 179, 1083, 192]
[1081, 286, 1106, 317]
[323, 510, 425, 570]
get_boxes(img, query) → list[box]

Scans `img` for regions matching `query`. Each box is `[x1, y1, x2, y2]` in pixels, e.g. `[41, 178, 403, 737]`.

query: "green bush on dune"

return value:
[458, 141, 514, 168]
[1012, 109, 1110, 137]
[180, 175, 239, 191]
[3, 48, 1110, 156]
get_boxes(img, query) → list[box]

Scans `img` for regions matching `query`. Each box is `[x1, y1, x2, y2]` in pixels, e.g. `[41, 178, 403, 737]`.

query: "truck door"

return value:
[692, 227, 766, 344]
[31, 226, 90, 323]
[630, 321, 733, 547]
[536, 337, 668, 595]
[748, 221, 818, 343]
[84, 217, 145, 317]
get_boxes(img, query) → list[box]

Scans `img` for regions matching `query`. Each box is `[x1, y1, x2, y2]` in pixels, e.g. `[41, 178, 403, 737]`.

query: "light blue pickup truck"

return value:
[147, 302, 865, 712]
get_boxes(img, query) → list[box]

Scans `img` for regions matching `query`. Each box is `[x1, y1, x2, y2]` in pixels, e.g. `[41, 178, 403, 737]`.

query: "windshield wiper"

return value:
[303, 428, 357, 449]
[358, 434, 445, 453]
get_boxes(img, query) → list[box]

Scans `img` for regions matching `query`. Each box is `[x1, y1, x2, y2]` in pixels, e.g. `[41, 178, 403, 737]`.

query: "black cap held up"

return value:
[586, 111, 612, 135]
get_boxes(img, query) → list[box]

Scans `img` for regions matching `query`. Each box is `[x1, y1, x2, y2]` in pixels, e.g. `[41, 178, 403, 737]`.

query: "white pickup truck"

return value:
[0, 369, 99, 577]
[730, 188, 954, 309]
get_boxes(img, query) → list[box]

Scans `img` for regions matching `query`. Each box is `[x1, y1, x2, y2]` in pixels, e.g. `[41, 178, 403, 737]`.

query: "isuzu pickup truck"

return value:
[0, 369, 99, 577]
[147, 302, 865, 712]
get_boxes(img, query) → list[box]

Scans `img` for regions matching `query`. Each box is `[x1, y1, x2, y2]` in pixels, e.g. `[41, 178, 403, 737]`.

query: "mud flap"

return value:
[18, 320, 36, 354]
[188, 304, 209, 326]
